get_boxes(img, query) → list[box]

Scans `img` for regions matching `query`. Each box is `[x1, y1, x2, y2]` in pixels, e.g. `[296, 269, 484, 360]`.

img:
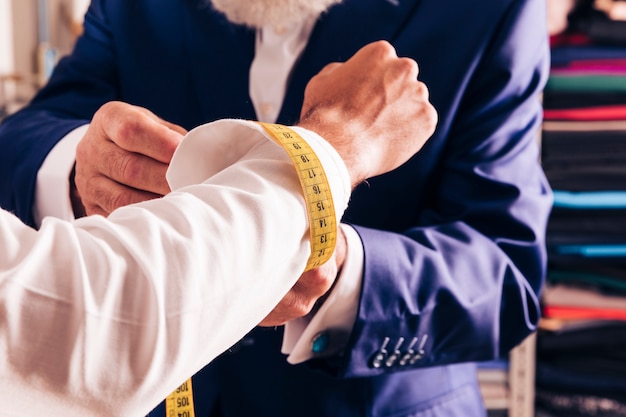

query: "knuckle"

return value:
[115, 118, 142, 146]
[303, 268, 334, 292]
[365, 40, 396, 62]
[74, 162, 98, 199]
[416, 81, 430, 98]
[107, 193, 125, 212]
[73, 170, 89, 195]
[428, 104, 438, 126]
[319, 61, 340, 75]
[100, 100, 119, 113]
[99, 100, 121, 113]
[79, 177, 106, 212]
[281, 297, 311, 319]
[113, 152, 142, 184]
[413, 84, 437, 121]
[293, 301, 315, 318]
[75, 139, 89, 162]
[396, 57, 418, 75]
[423, 101, 439, 131]
[313, 273, 334, 292]
[84, 205, 100, 216]
[107, 188, 136, 212]
[94, 101, 145, 149]
[387, 59, 418, 85]
[76, 130, 101, 162]
[373, 40, 395, 55]
[96, 101, 123, 126]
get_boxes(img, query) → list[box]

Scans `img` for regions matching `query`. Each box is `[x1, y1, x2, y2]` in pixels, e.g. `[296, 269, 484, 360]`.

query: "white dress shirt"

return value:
[1, 119, 350, 417]
[33, 20, 364, 363]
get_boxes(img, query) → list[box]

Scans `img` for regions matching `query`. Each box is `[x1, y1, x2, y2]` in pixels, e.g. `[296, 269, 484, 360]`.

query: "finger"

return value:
[82, 175, 163, 215]
[161, 121, 188, 136]
[416, 80, 430, 101]
[83, 204, 108, 217]
[395, 57, 419, 80]
[137, 107, 189, 136]
[88, 139, 172, 195]
[257, 294, 300, 327]
[315, 62, 342, 78]
[98, 103, 183, 163]
[258, 245, 342, 327]
[291, 263, 336, 300]
[409, 82, 438, 131]
[258, 272, 332, 327]
[356, 40, 398, 65]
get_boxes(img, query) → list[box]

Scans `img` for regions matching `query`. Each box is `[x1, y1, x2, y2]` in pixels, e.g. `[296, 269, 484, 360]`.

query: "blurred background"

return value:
[0, 0, 88, 118]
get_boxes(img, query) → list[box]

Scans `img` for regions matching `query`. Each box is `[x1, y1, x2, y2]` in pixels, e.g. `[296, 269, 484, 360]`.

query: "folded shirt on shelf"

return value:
[543, 90, 626, 109]
[543, 266, 626, 319]
[536, 360, 626, 397]
[547, 193, 626, 245]
[543, 174, 626, 192]
[544, 104, 626, 120]
[547, 265, 626, 293]
[551, 45, 626, 67]
[538, 12, 626, 415]
[542, 282, 626, 310]
[546, 74, 626, 93]
[552, 190, 626, 208]
[547, 252, 626, 272]
[578, 11, 626, 47]
[536, 388, 626, 417]
[547, 227, 626, 247]
[541, 123, 626, 190]
[550, 244, 626, 258]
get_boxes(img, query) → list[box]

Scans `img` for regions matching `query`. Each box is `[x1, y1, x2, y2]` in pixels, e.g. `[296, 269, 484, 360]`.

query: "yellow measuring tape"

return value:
[259, 122, 338, 270]
[165, 378, 194, 417]
[165, 122, 338, 416]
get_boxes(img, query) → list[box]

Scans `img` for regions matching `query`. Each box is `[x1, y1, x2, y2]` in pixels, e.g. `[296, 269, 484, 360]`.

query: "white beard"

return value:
[210, 0, 343, 28]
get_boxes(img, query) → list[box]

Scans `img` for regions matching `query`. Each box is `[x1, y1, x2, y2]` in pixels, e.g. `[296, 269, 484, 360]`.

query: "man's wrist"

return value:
[297, 116, 364, 188]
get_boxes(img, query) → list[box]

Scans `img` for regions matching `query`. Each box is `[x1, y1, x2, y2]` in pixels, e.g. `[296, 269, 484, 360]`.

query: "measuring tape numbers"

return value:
[166, 378, 195, 417]
[166, 122, 338, 416]
[258, 122, 338, 271]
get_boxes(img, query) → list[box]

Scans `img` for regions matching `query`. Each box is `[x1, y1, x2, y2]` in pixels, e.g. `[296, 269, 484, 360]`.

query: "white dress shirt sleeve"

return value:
[33, 124, 89, 226]
[282, 223, 364, 363]
[0, 119, 350, 417]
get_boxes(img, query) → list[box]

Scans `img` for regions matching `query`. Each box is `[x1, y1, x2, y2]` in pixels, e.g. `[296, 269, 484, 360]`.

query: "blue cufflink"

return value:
[311, 332, 330, 354]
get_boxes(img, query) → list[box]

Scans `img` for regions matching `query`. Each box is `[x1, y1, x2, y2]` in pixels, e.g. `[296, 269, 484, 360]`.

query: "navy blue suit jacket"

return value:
[0, 0, 552, 415]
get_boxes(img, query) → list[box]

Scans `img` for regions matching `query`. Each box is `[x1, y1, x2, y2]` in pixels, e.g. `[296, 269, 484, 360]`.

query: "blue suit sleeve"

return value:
[339, 0, 553, 377]
[0, 0, 118, 226]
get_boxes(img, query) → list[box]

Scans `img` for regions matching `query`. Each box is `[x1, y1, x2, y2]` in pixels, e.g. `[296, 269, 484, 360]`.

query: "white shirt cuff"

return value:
[167, 119, 351, 222]
[33, 124, 89, 226]
[283, 223, 364, 364]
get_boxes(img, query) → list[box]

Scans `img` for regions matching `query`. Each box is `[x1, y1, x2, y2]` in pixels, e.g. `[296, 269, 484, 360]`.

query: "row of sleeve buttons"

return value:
[370, 335, 429, 368]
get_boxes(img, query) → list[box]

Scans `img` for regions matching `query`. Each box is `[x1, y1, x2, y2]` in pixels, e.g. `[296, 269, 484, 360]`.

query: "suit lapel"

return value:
[179, 0, 423, 125]
[278, 0, 424, 124]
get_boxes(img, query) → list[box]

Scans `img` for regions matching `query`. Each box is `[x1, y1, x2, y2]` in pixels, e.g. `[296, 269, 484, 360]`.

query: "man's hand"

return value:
[299, 40, 438, 188]
[259, 226, 348, 327]
[262, 41, 437, 326]
[73, 101, 186, 216]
